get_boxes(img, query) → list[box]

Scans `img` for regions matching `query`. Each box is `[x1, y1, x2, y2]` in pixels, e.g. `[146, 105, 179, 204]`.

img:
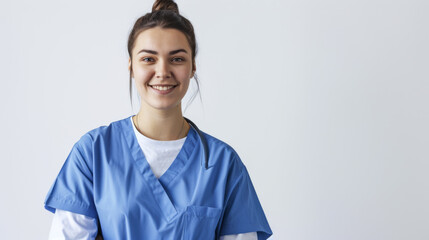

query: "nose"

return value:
[155, 59, 171, 79]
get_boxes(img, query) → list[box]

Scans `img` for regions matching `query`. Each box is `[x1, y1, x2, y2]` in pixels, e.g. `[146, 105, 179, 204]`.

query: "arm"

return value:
[218, 154, 272, 239]
[220, 232, 258, 240]
[48, 209, 99, 240]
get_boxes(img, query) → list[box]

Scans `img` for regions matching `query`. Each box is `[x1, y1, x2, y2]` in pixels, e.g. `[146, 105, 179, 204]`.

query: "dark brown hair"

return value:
[127, 0, 200, 109]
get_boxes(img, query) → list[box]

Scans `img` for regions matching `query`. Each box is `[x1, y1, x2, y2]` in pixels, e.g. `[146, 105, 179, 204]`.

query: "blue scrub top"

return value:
[44, 115, 272, 239]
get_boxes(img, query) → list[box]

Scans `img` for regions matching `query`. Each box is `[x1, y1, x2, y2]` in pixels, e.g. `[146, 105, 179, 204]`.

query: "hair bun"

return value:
[152, 0, 179, 14]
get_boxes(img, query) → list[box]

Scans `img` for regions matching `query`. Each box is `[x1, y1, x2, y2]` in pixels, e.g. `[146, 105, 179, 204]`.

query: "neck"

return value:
[133, 102, 190, 141]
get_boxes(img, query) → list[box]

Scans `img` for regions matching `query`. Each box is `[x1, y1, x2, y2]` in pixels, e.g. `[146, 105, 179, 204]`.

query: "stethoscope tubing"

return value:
[184, 117, 209, 169]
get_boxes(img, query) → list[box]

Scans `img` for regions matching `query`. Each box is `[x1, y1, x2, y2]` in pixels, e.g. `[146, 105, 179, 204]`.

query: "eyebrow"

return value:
[137, 49, 188, 55]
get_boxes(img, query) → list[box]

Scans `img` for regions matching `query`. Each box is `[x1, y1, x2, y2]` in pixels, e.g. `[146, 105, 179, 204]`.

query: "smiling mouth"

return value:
[149, 84, 178, 91]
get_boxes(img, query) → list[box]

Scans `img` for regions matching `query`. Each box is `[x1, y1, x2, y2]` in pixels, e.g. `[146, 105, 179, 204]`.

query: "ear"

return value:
[190, 62, 196, 78]
[128, 58, 133, 78]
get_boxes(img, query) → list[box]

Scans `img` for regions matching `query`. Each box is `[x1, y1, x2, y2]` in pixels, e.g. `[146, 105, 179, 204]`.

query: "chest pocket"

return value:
[182, 206, 222, 240]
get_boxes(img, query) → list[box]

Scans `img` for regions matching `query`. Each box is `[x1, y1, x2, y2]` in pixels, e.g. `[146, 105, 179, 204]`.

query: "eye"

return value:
[141, 57, 154, 62]
[171, 57, 185, 62]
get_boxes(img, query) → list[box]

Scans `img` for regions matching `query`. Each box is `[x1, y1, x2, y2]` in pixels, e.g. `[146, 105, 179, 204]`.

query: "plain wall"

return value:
[0, 0, 428, 239]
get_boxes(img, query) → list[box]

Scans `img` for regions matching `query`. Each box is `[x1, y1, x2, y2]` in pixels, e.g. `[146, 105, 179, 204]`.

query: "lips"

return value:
[148, 84, 178, 94]
[150, 85, 176, 91]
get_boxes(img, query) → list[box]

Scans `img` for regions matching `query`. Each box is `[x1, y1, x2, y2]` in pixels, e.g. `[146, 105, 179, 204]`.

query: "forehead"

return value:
[133, 27, 191, 55]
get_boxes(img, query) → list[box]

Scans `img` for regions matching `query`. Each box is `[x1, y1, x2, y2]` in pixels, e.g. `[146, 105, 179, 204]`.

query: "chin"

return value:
[149, 102, 181, 111]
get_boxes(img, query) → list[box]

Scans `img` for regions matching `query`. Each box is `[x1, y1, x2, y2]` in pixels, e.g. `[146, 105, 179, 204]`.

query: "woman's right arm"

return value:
[48, 209, 99, 240]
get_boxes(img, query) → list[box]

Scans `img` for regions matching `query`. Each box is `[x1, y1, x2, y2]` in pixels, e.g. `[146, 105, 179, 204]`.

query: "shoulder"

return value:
[68, 116, 131, 167]
[74, 116, 130, 149]
[199, 130, 245, 173]
[201, 131, 238, 156]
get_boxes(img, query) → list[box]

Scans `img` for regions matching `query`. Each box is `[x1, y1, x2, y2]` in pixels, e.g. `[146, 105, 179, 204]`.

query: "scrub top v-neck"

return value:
[130, 117, 187, 179]
[122, 114, 198, 222]
[44, 115, 273, 240]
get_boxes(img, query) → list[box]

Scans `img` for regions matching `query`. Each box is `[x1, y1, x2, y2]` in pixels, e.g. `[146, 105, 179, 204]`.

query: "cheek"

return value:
[180, 78, 191, 94]
[133, 67, 153, 84]
[177, 67, 193, 82]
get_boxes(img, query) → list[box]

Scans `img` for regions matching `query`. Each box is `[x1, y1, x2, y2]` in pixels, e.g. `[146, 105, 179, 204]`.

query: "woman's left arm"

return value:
[218, 154, 272, 239]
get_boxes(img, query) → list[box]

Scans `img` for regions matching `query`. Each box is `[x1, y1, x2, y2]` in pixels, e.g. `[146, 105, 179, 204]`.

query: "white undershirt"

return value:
[131, 117, 187, 179]
[48, 117, 257, 240]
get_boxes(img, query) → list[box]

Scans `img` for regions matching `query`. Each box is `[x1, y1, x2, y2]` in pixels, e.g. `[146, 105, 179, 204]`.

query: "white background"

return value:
[1, 0, 428, 239]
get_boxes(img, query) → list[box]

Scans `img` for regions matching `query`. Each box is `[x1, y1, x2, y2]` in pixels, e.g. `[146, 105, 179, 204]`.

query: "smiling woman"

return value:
[130, 27, 194, 113]
[43, 0, 273, 239]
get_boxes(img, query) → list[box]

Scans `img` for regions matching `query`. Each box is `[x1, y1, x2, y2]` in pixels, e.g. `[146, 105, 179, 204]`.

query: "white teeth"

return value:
[151, 85, 175, 91]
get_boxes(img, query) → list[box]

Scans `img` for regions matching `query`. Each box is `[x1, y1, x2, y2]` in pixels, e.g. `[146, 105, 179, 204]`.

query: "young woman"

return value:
[44, 0, 272, 239]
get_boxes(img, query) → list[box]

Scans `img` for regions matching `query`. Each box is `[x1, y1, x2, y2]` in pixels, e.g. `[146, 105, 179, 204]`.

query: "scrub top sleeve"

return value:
[44, 133, 98, 220]
[219, 155, 273, 240]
